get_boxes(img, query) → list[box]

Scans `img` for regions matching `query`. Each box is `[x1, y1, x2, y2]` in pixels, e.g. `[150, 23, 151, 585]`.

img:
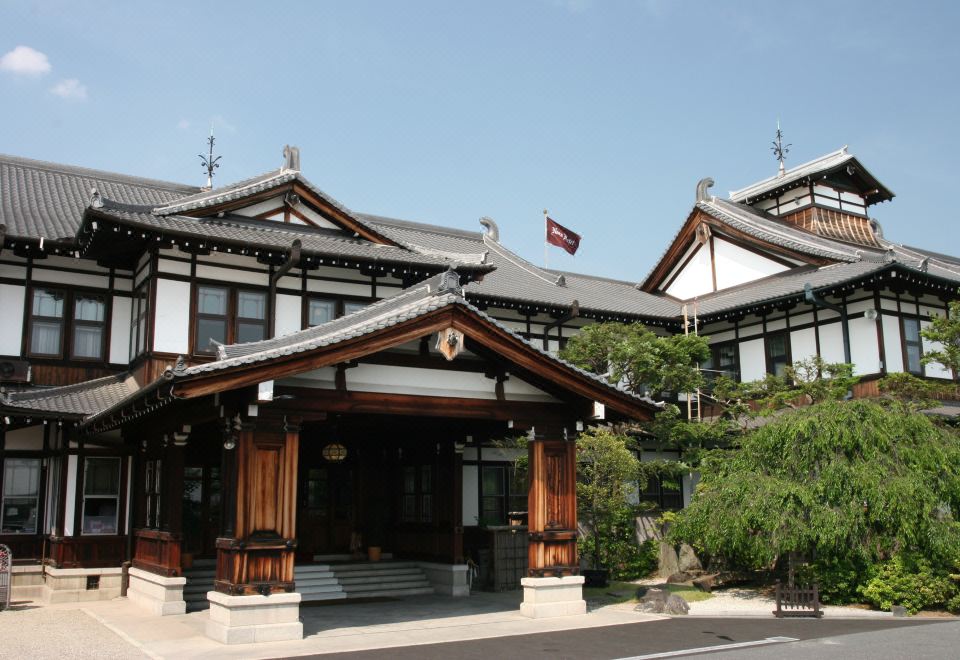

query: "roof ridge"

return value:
[4, 372, 132, 402]
[155, 170, 291, 212]
[362, 213, 485, 241]
[482, 236, 561, 286]
[728, 147, 850, 199]
[0, 153, 198, 193]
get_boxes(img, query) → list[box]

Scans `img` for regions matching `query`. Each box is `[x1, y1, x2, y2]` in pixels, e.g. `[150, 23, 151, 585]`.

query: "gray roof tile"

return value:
[2, 373, 139, 417]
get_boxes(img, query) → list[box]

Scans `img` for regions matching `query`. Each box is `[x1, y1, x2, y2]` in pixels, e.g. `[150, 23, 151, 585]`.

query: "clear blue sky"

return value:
[2, 1, 958, 281]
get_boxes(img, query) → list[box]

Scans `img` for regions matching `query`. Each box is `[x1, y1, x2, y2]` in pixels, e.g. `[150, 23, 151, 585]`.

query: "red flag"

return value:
[545, 217, 581, 255]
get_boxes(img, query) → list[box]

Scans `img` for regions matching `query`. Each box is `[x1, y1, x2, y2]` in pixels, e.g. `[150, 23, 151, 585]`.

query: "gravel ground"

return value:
[683, 587, 890, 618]
[0, 604, 148, 659]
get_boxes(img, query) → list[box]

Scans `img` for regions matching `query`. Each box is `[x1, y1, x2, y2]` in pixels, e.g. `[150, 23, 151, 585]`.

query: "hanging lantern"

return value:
[322, 443, 348, 463]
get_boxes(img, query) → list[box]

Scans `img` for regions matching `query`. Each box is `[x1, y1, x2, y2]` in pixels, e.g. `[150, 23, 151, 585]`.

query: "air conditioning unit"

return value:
[0, 359, 31, 384]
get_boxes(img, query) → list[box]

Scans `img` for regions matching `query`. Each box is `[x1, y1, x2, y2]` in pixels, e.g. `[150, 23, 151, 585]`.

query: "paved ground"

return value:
[303, 617, 952, 660]
[0, 602, 148, 659]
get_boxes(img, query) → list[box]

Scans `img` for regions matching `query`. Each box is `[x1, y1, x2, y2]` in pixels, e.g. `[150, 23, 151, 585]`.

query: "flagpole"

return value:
[543, 209, 549, 269]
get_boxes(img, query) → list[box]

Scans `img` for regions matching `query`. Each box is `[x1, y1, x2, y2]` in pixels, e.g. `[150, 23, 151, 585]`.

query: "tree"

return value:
[921, 299, 960, 382]
[670, 399, 960, 574]
[576, 427, 643, 570]
[560, 322, 710, 396]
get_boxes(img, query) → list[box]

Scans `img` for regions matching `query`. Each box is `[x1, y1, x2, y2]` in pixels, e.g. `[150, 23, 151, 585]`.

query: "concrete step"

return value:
[296, 577, 339, 588]
[337, 573, 427, 586]
[344, 586, 435, 599]
[341, 579, 432, 593]
[333, 568, 424, 580]
[314, 553, 394, 562]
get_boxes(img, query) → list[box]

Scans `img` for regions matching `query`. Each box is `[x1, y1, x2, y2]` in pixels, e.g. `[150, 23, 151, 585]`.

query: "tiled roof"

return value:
[1, 374, 139, 417]
[88, 204, 491, 272]
[729, 147, 894, 204]
[363, 214, 681, 320]
[0, 154, 197, 240]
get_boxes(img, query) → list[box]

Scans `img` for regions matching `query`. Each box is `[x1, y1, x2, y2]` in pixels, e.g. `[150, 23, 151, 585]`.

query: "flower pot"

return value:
[368, 546, 382, 562]
[582, 568, 609, 588]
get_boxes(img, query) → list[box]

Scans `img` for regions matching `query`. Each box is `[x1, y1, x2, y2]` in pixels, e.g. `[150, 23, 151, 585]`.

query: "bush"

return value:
[795, 557, 869, 605]
[860, 555, 954, 614]
[578, 504, 657, 580]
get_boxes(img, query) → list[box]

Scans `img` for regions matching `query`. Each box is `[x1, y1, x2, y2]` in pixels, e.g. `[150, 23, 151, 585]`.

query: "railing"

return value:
[773, 581, 822, 618]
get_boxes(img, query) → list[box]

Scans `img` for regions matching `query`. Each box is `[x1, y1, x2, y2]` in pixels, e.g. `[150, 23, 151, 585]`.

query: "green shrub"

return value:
[795, 557, 869, 604]
[860, 555, 954, 614]
[578, 504, 657, 580]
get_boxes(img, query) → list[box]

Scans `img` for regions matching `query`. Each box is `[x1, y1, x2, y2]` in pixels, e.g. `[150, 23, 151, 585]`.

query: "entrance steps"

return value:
[182, 559, 432, 610]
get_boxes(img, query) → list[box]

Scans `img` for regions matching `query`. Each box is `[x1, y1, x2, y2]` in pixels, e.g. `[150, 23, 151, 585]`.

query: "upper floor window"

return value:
[1, 458, 41, 534]
[306, 297, 371, 328]
[28, 288, 106, 361]
[640, 472, 683, 510]
[766, 332, 790, 378]
[194, 286, 267, 353]
[703, 342, 738, 384]
[344, 300, 369, 315]
[129, 283, 149, 359]
[902, 317, 923, 376]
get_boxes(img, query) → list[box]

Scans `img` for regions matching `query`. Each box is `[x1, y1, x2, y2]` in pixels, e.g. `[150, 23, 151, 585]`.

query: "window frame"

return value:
[480, 463, 527, 526]
[703, 341, 739, 384]
[400, 464, 435, 524]
[1, 457, 42, 534]
[129, 282, 150, 360]
[27, 287, 109, 362]
[640, 471, 683, 511]
[81, 457, 121, 536]
[765, 331, 791, 378]
[144, 458, 162, 529]
[901, 316, 924, 376]
[303, 296, 374, 329]
[192, 283, 269, 355]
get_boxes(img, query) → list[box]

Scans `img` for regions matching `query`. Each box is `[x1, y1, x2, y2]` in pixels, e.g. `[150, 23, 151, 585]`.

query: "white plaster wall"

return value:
[0, 283, 25, 355]
[789, 327, 818, 364]
[195, 264, 267, 286]
[275, 294, 302, 337]
[153, 279, 191, 354]
[713, 238, 789, 291]
[306, 279, 371, 297]
[64, 455, 77, 536]
[881, 315, 904, 373]
[32, 268, 108, 289]
[665, 244, 712, 300]
[818, 323, 846, 364]
[738, 338, 766, 382]
[109, 295, 132, 365]
[232, 197, 285, 217]
[157, 258, 191, 277]
[0, 264, 27, 280]
[849, 317, 881, 375]
[462, 465, 479, 526]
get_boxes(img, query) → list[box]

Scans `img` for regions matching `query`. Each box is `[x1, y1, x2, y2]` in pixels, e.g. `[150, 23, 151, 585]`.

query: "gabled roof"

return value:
[81, 271, 659, 430]
[729, 147, 894, 206]
[0, 153, 197, 240]
[1, 373, 139, 418]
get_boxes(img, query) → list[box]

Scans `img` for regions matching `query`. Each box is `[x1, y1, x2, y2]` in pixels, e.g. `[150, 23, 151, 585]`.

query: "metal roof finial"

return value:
[199, 126, 221, 190]
[771, 120, 791, 177]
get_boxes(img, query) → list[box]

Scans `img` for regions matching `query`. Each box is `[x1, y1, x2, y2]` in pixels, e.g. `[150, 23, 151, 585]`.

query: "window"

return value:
[194, 286, 267, 353]
[82, 457, 120, 535]
[28, 288, 107, 360]
[144, 459, 162, 528]
[640, 472, 683, 510]
[2, 458, 41, 534]
[480, 465, 527, 526]
[903, 318, 923, 376]
[766, 332, 790, 378]
[129, 283, 149, 359]
[344, 300, 369, 315]
[400, 465, 434, 523]
[307, 298, 336, 327]
[703, 342, 738, 385]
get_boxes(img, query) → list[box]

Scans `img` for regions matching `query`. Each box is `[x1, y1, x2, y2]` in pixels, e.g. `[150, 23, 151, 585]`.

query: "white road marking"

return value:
[614, 636, 800, 659]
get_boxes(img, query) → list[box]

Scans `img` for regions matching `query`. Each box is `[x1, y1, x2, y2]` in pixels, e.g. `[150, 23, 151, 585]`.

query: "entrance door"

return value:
[182, 466, 221, 558]
[299, 463, 355, 558]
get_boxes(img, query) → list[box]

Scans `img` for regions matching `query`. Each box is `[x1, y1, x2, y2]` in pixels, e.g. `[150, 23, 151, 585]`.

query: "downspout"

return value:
[542, 300, 579, 351]
[269, 239, 302, 337]
[803, 283, 851, 364]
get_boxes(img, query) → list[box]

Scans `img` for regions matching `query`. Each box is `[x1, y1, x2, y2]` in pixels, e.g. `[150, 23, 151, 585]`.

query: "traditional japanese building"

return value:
[0, 144, 956, 641]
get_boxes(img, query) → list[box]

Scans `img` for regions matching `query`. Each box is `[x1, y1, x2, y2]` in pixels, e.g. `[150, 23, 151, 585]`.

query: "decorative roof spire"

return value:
[198, 127, 221, 190]
[771, 120, 791, 177]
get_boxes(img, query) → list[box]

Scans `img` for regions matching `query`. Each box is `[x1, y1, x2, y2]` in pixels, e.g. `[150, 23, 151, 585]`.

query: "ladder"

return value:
[682, 302, 702, 422]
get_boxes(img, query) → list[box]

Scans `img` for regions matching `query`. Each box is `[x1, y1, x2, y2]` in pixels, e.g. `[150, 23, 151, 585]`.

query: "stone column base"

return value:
[42, 566, 123, 603]
[418, 562, 469, 596]
[205, 591, 303, 644]
[127, 567, 186, 616]
[520, 575, 587, 618]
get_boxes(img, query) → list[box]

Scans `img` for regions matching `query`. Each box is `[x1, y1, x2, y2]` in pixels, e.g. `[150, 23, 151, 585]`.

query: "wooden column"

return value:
[214, 418, 300, 596]
[527, 434, 578, 576]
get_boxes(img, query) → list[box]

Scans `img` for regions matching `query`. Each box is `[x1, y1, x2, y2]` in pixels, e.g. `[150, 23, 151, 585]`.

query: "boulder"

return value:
[677, 544, 703, 573]
[664, 593, 690, 615]
[658, 541, 680, 578]
[666, 571, 693, 584]
[634, 588, 689, 615]
[692, 573, 718, 592]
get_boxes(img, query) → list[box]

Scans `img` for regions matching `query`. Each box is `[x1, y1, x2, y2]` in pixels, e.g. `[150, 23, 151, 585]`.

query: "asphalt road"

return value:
[289, 617, 956, 660]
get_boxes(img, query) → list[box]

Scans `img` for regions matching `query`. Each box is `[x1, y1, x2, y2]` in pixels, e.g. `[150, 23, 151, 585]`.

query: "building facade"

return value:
[0, 145, 956, 640]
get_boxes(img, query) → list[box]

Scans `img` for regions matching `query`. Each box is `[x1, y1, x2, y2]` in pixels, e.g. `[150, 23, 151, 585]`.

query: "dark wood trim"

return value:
[708, 236, 718, 292]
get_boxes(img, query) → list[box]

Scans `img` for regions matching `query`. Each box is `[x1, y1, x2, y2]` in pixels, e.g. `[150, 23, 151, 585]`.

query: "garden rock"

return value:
[678, 544, 703, 573]
[693, 573, 718, 592]
[664, 593, 690, 615]
[658, 541, 680, 578]
[634, 588, 689, 615]
[666, 571, 693, 584]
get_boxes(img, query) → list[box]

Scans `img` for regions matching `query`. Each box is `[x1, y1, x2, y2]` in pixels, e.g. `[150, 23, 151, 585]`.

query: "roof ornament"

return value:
[282, 145, 301, 173]
[173, 354, 187, 374]
[479, 216, 499, 242]
[771, 120, 791, 177]
[199, 127, 222, 190]
[89, 188, 103, 209]
[695, 177, 714, 203]
[436, 267, 463, 297]
[555, 274, 566, 287]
